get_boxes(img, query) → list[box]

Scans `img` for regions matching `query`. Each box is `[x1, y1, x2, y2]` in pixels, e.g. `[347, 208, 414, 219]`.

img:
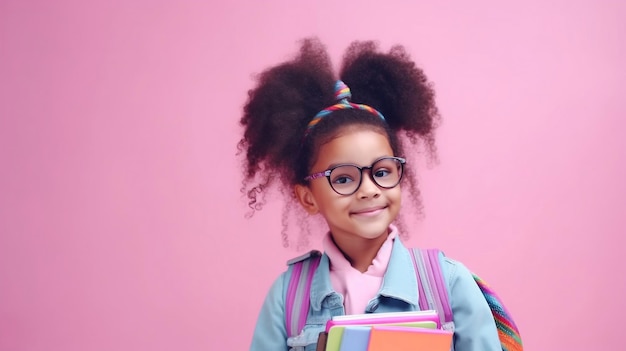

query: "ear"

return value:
[294, 184, 319, 215]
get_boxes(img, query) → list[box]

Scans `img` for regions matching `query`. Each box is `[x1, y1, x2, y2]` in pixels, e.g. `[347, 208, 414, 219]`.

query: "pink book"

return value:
[325, 310, 439, 332]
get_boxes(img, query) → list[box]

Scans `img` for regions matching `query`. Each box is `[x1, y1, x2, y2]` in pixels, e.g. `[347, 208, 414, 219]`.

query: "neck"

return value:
[331, 231, 389, 273]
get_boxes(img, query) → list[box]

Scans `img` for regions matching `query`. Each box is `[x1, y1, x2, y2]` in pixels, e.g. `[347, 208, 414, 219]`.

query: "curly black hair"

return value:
[238, 38, 440, 246]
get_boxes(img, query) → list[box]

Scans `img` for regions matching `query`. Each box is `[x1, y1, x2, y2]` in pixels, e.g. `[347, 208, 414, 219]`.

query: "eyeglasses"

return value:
[304, 156, 406, 196]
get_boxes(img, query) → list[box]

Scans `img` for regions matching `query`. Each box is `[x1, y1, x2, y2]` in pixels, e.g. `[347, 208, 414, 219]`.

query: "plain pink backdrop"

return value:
[1, 1, 624, 350]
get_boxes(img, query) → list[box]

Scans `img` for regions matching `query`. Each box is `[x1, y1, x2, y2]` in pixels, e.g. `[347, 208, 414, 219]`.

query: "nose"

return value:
[357, 169, 381, 198]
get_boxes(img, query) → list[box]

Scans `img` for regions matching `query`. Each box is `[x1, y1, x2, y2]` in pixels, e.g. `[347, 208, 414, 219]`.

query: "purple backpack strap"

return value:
[285, 250, 322, 338]
[409, 248, 455, 331]
[411, 248, 524, 350]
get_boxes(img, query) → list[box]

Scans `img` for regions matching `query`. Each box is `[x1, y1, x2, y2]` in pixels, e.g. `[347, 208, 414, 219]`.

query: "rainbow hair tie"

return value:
[304, 80, 385, 138]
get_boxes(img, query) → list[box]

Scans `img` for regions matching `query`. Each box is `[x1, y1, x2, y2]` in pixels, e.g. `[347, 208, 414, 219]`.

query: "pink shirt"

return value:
[322, 226, 398, 315]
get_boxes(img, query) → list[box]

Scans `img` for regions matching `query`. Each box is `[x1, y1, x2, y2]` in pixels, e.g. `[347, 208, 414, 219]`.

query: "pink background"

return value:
[1, 1, 624, 350]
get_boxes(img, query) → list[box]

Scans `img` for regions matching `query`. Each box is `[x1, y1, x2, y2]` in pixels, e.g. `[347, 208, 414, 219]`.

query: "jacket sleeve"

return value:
[249, 272, 289, 351]
[445, 258, 501, 351]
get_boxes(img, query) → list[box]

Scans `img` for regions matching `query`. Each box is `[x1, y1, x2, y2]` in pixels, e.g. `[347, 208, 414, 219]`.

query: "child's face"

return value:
[297, 129, 401, 245]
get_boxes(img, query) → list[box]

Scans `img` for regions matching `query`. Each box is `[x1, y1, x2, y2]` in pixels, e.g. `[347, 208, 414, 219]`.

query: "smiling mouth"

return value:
[350, 206, 388, 216]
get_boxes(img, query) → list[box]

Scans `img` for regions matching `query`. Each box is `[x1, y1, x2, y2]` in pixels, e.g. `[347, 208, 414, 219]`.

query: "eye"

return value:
[329, 165, 360, 185]
[331, 175, 354, 184]
[373, 168, 391, 178]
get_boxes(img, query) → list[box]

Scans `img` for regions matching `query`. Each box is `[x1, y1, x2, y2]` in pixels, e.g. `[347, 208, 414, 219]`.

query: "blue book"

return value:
[338, 326, 370, 351]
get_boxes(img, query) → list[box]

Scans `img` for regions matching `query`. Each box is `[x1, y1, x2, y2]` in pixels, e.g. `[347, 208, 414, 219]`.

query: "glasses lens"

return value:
[329, 165, 361, 195]
[371, 158, 403, 188]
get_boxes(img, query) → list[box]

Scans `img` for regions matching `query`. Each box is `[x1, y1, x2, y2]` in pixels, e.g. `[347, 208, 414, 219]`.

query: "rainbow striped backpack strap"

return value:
[409, 248, 523, 351]
[285, 250, 322, 338]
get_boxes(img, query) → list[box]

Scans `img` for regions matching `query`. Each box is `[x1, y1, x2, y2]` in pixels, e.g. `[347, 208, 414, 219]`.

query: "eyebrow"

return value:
[325, 162, 358, 169]
[324, 155, 394, 170]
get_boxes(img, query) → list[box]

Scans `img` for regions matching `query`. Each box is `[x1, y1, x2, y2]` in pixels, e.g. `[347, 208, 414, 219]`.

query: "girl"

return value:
[240, 38, 501, 351]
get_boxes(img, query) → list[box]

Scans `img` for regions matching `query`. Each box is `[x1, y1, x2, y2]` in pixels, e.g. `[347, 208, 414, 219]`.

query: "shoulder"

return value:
[270, 250, 323, 297]
[406, 247, 473, 287]
[438, 255, 489, 311]
[439, 255, 476, 290]
[286, 250, 322, 265]
[410, 248, 476, 292]
[262, 251, 323, 302]
[266, 250, 322, 291]
[441, 256, 470, 279]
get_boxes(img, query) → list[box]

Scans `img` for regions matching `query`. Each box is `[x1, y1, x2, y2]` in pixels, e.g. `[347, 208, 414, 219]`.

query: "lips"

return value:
[350, 205, 388, 216]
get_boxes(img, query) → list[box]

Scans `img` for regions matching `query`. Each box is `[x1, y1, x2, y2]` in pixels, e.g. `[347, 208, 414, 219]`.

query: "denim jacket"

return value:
[250, 237, 501, 351]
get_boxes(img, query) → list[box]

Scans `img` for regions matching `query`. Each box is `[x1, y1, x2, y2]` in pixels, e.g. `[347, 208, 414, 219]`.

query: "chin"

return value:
[356, 225, 391, 240]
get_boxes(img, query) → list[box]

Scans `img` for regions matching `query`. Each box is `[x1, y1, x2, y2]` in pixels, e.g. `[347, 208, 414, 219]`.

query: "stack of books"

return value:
[316, 310, 453, 351]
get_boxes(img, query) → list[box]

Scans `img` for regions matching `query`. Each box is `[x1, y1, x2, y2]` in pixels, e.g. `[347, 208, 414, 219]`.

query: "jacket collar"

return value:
[309, 235, 419, 311]
[378, 237, 419, 306]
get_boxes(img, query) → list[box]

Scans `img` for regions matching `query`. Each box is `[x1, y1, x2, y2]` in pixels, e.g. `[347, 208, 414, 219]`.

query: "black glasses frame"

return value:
[304, 156, 406, 196]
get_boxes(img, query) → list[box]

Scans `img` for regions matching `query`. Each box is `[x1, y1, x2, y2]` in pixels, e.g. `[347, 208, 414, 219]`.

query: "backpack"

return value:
[285, 248, 523, 351]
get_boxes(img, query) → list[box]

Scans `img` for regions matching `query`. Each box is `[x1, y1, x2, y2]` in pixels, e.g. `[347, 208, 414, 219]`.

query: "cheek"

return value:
[318, 193, 348, 209]
[388, 187, 402, 203]
[311, 188, 350, 210]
